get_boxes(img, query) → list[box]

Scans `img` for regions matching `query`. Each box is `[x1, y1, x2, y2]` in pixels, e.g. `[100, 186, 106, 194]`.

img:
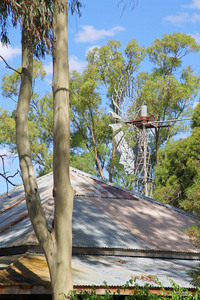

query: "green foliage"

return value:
[188, 264, 200, 288]
[69, 69, 113, 179]
[192, 102, 200, 129]
[0, 108, 15, 146]
[147, 32, 200, 75]
[185, 225, 200, 249]
[0, 0, 53, 57]
[1, 60, 46, 99]
[136, 33, 200, 165]
[154, 104, 200, 210]
[0, 0, 82, 55]
[154, 100, 200, 249]
[61, 279, 200, 299]
[86, 39, 145, 100]
[0, 61, 53, 176]
[1, 34, 199, 187]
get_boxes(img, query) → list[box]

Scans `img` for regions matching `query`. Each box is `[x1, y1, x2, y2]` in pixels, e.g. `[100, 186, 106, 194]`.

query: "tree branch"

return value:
[0, 154, 20, 196]
[0, 55, 21, 75]
[0, 171, 19, 186]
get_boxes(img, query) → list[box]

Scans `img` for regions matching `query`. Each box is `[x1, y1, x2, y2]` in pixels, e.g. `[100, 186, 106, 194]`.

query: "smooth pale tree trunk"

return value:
[16, 8, 74, 299]
[15, 29, 51, 251]
[109, 137, 116, 182]
[51, 0, 75, 298]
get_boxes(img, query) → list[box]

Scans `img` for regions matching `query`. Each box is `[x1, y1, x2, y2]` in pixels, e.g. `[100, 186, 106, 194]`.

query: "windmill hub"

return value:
[125, 114, 155, 129]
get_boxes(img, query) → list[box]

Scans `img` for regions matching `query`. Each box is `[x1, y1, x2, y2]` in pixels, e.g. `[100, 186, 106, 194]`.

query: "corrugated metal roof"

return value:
[0, 253, 198, 290]
[0, 167, 199, 251]
[0, 167, 200, 292]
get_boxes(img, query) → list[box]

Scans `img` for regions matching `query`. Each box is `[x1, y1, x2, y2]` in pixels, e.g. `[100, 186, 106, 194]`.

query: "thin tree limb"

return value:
[0, 171, 19, 186]
[0, 55, 21, 75]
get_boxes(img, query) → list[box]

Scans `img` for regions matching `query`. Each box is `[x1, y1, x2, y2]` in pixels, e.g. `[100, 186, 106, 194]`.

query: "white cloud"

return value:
[86, 45, 100, 55]
[75, 25, 125, 43]
[190, 12, 200, 22]
[191, 32, 200, 43]
[185, 0, 200, 9]
[0, 42, 21, 61]
[69, 56, 87, 73]
[164, 12, 200, 25]
[44, 56, 87, 75]
[44, 61, 53, 76]
[193, 101, 199, 109]
[0, 148, 11, 156]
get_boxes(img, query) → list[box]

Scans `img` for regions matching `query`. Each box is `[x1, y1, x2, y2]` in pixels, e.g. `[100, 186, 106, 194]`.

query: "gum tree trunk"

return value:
[15, 5, 74, 299]
[15, 29, 51, 252]
[51, 0, 75, 298]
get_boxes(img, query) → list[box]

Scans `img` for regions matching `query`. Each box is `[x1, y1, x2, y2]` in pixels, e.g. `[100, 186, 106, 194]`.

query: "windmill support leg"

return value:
[143, 123, 148, 197]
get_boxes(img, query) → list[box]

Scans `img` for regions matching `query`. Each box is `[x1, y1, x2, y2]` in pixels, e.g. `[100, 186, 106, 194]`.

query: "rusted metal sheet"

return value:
[0, 253, 198, 292]
[85, 195, 199, 252]
[95, 180, 137, 200]
[0, 167, 199, 251]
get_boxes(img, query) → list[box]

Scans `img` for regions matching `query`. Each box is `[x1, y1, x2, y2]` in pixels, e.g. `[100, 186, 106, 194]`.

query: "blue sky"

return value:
[0, 0, 200, 193]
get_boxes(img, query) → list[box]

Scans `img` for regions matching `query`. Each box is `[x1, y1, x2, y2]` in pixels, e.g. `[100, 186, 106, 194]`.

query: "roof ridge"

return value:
[1, 166, 196, 219]
[70, 167, 197, 219]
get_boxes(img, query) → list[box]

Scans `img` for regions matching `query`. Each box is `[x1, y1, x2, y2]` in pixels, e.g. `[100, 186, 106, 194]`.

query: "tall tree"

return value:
[135, 33, 200, 164]
[1, 34, 199, 192]
[0, 0, 81, 298]
[70, 69, 112, 180]
[86, 39, 145, 182]
[1, 1, 137, 298]
[154, 102, 200, 208]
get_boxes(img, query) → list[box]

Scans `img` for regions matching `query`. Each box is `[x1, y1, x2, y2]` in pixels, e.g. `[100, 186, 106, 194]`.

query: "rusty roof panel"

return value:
[0, 194, 147, 249]
[0, 253, 198, 289]
[84, 196, 198, 252]
[0, 167, 199, 252]
[71, 172, 115, 198]
[95, 180, 137, 200]
[72, 196, 148, 249]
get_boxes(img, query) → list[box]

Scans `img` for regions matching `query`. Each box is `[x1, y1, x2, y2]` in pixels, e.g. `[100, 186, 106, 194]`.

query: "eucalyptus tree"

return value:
[86, 39, 145, 182]
[135, 33, 200, 164]
[154, 102, 200, 210]
[0, 0, 81, 298]
[70, 69, 112, 180]
[1, 1, 138, 298]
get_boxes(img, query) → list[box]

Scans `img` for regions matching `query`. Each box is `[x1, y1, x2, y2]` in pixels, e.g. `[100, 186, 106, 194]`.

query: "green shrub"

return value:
[60, 279, 200, 300]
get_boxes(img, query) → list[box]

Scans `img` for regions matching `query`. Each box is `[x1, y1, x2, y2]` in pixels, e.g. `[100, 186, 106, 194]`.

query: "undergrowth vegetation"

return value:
[61, 279, 200, 300]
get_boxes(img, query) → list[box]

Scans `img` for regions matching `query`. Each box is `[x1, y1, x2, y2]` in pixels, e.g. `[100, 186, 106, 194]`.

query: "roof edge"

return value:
[1, 245, 200, 260]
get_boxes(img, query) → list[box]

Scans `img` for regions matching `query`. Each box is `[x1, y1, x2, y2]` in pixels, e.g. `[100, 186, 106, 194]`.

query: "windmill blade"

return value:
[109, 111, 122, 120]
[109, 123, 122, 132]
[114, 130, 136, 174]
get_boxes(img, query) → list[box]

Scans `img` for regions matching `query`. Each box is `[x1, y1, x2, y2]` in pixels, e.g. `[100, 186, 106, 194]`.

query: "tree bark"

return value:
[51, 0, 75, 298]
[109, 136, 115, 182]
[15, 7, 74, 299]
[15, 28, 51, 252]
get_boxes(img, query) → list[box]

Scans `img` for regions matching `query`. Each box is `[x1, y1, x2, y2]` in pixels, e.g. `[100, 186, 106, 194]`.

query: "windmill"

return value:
[110, 71, 166, 197]
[110, 104, 154, 197]
[110, 72, 192, 197]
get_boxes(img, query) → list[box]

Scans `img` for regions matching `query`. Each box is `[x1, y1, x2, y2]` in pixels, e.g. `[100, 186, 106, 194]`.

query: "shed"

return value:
[0, 167, 199, 298]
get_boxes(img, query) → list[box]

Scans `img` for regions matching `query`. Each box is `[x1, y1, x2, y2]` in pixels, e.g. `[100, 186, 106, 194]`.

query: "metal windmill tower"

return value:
[110, 72, 194, 196]
[110, 71, 163, 197]
[110, 72, 191, 197]
[110, 104, 154, 197]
